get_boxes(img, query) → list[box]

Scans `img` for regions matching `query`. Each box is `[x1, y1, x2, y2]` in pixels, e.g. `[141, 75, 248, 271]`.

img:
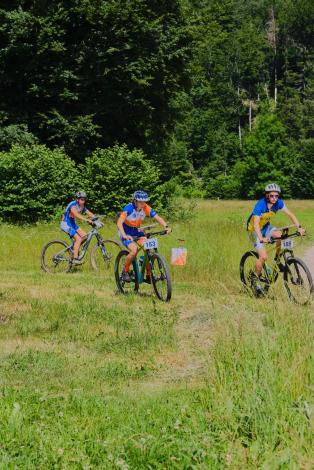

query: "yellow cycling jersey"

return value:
[247, 197, 285, 232]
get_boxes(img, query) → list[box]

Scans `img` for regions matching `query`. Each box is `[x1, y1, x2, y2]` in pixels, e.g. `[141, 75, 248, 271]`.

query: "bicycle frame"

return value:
[58, 225, 106, 261]
[131, 229, 167, 284]
[132, 247, 153, 284]
[76, 228, 104, 261]
[262, 230, 300, 284]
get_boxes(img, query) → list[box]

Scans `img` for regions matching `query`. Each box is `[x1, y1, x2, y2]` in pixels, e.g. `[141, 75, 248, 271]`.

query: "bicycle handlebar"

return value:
[90, 217, 104, 229]
[276, 224, 299, 231]
[262, 231, 302, 244]
[147, 230, 169, 238]
[140, 223, 159, 231]
[125, 230, 169, 242]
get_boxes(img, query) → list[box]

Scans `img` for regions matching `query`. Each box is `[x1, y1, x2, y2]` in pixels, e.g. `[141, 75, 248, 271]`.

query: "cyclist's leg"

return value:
[249, 232, 267, 276]
[60, 221, 76, 241]
[255, 225, 283, 274]
[121, 240, 138, 272]
[256, 247, 268, 276]
[268, 226, 282, 257]
[137, 237, 151, 278]
[73, 228, 87, 258]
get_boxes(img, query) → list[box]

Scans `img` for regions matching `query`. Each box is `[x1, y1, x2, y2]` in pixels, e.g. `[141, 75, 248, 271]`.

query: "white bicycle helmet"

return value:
[265, 183, 281, 193]
[76, 191, 87, 198]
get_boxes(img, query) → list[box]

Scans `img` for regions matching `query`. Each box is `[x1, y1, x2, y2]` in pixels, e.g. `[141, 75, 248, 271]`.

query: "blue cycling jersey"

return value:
[247, 197, 285, 232]
[63, 201, 88, 226]
[120, 202, 157, 236]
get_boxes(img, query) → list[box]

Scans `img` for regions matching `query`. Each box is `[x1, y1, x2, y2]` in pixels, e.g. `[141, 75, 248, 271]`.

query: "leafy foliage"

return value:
[239, 110, 294, 199]
[0, 145, 79, 222]
[0, 0, 190, 163]
[83, 144, 161, 215]
[1, 0, 314, 216]
[0, 124, 38, 151]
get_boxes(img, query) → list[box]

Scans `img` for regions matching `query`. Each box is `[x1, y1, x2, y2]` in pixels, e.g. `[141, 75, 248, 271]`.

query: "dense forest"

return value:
[0, 0, 313, 220]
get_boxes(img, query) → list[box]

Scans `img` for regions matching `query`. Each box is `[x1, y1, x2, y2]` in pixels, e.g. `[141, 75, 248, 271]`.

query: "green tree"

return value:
[0, 0, 190, 164]
[0, 123, 38, 150]
[239, 107, 294, 198]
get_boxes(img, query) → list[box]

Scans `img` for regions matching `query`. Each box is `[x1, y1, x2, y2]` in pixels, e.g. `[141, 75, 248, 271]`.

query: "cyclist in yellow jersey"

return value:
[247, 184, 305, 286]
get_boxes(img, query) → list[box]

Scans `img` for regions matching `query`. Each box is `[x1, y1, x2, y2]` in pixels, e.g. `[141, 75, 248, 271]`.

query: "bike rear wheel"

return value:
[114, 250, 139, 294]
[240, 251, 270, 296]
[90, 240, 121, 273]
[41, 240, 72, 273]
[284, 257, 314, 305]
[150, 253, 172, 301]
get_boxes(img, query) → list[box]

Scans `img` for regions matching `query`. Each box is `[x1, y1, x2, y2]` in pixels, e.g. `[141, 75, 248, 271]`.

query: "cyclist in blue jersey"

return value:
[117, 190, 170, 282]
[61, 191, 95, 264]
[247, 183, 305, 289]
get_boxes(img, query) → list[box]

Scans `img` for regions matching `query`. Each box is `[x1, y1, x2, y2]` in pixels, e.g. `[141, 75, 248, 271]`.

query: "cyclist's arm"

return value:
[85, 209, 95, 218]
[281, 207, 304, 234]
[153, 214, 171, 233]
[253, 216, 266, 242]
[117, 213, 133, 240]
[70, 207, 90, 223]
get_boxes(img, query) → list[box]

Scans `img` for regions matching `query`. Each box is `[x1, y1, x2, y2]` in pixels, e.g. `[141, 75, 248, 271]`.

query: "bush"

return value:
[0, 145, 80, 222]
[83, 144, 162, 215]
[153, 179, 198, 221]
[170, 172, 205, 199]
[204, 174, 241, 199]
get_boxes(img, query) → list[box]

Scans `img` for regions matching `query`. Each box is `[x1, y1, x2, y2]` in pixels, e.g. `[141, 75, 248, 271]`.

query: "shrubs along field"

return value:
[0, 144, 165, 223]
[0, 200, 313, 468]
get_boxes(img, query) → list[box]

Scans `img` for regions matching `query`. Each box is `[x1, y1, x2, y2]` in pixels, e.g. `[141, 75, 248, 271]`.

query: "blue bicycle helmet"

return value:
[132, 190, 149, 202]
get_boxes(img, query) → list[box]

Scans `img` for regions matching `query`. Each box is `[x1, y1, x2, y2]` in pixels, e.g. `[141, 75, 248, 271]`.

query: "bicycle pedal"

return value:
[278, 263, 285, 272]
[254, 285, 265, 297]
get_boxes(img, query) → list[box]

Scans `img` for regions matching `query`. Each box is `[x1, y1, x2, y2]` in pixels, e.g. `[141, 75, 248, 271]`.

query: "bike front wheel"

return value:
[239, 250, 270, 296]
[114, 250, 139, 294]
[41, 240, 72, 273]
[90, 240, 121, 273]
[284, 257, 314, 305]
[150, 253, 172, 301]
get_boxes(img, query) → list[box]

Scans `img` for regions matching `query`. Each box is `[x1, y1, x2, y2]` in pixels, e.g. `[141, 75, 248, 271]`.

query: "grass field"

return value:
[0, 200, 313, 469]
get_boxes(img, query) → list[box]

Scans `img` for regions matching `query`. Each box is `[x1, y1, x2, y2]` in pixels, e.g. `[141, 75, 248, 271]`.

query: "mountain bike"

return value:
[114, 225, 172, 302]
[240, 226, 313, 305]
[41, 217, 121, 273]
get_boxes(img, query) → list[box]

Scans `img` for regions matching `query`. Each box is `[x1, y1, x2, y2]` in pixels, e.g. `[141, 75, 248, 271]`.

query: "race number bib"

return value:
[281, 239, 293, 249]
[143, 238, 158, 250]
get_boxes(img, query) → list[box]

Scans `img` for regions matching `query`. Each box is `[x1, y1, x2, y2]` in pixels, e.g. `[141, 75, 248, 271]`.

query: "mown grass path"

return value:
[0, 200, 313, 468]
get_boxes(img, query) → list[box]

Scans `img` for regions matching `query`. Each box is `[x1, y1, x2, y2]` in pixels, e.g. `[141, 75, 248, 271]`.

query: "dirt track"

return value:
[302, 246, 314, 276]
